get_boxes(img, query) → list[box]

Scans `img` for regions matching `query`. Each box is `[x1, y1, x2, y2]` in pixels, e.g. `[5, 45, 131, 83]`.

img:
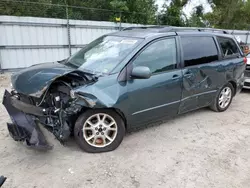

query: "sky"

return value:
[156, 0, 212, 17]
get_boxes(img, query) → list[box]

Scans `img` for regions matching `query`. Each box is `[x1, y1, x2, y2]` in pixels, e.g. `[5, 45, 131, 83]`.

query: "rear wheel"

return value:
[210, 83, 234, 112]
[74, 109, 125, 153]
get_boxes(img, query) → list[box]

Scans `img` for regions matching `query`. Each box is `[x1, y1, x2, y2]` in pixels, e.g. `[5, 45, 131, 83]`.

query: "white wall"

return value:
[0, 16, 140, 69]
[1, 15, 250, 69]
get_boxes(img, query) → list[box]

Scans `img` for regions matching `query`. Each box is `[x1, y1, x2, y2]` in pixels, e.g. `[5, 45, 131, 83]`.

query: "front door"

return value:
[126, 37, 183, 127]
[179, 36, 221, 114]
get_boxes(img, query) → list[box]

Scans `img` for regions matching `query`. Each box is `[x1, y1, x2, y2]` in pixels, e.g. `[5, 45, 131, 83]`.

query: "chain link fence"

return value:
[0, 0, 152, 70]
[1, 0, 250, 70]
[2, 0, 250, 29]
[0, 0, 154, 24]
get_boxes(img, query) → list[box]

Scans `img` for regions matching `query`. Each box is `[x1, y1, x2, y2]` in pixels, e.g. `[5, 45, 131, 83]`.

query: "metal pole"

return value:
[0, 51, 3, 74]
[0, 22, 2, 73]
[246, 30, 249, 44]
[65, 2, 72, 56]
[119, 11, 122, 31]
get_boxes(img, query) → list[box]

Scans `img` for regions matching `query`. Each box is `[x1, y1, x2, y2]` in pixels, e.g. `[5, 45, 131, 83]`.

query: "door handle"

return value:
[184, 71, 194, 79]
[184, 72, 193, 76]
[172, 74, 180, 80]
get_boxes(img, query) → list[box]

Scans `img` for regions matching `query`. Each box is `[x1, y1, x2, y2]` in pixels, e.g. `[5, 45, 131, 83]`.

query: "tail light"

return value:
[244, 57, 247, 64]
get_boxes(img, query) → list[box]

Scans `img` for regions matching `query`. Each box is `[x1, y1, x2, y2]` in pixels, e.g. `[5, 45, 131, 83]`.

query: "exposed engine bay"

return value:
[3, 71, 97, 149]
[29, 73, 90, 141]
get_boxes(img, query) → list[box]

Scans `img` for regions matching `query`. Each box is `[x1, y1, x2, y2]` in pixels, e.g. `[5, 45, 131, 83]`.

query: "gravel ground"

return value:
[1, 73, 250, 188]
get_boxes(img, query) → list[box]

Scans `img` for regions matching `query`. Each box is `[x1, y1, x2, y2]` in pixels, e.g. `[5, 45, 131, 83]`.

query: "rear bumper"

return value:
[244, 70, 250, 89]
[2, 90, 52, 150]
[244, 77, 250, 89]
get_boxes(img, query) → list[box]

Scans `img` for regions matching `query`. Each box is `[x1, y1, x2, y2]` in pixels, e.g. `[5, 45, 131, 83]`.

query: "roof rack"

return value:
[122, 26, 229, 34]
[195, 28, 228, 34]
[159, 26, 229, 34]
[122, 26, 164, 31]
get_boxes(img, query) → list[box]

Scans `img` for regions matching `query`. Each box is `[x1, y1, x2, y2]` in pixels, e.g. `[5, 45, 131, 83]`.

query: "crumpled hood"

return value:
[11, 62, 74, 97]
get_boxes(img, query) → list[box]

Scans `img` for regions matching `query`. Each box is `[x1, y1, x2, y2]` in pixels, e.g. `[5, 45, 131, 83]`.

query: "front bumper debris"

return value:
[2, 90, 52, 150]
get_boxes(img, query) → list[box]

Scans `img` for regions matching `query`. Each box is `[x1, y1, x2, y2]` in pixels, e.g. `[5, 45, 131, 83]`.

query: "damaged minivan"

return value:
[3, 27, 246, 153]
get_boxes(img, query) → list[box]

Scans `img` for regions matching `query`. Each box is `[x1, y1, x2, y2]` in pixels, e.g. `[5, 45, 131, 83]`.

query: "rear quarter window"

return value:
[181, 36, 219, 67]
[217, 37, 240, 57]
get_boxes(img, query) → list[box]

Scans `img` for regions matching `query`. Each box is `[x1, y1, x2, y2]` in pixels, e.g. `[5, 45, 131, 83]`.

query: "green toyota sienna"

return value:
[3, 27, 246, 153]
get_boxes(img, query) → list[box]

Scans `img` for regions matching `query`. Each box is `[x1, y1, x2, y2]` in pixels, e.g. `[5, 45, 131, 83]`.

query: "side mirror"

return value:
[131, 66, 151, 79]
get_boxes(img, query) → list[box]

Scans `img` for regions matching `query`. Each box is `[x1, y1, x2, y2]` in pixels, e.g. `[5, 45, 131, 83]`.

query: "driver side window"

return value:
[133, 38, 177, 74]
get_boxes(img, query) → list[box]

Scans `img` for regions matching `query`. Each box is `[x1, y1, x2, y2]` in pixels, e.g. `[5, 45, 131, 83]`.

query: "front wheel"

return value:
[210, 83, 234, 112]
[74, 109, 125, 153]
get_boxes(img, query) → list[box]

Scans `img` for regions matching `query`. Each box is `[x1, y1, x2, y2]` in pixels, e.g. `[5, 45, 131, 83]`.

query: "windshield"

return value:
[66, 36, 142, 74]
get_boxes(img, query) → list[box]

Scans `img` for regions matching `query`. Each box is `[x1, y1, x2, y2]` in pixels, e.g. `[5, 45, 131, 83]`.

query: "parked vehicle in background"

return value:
[2, 27, 246, 153]
[240, 44, 250, 54]
[244, 53, 250, 89]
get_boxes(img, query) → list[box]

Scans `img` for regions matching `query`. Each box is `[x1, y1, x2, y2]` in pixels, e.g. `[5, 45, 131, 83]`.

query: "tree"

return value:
[0, 0, 158, 24]
[188, 5, 206, 27]
[110, 0, 157, 24]
[0, 0, 53, 18]
[158, 0, 189, 26]
[204, 0, 247, 29]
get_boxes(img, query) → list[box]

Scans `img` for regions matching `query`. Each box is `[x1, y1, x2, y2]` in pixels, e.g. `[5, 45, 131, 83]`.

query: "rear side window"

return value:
[181, 36, 219, 67]
[217, 37, 239, 57]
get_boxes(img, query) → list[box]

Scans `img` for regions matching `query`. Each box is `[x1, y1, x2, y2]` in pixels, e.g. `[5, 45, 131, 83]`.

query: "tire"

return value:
[74, 109, 125, 153]
[210, 83, 234, 112]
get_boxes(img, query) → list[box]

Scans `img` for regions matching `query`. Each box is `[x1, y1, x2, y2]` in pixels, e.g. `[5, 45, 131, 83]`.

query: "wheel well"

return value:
[111, 108, 127, 130]
[229, 81, 237, 96]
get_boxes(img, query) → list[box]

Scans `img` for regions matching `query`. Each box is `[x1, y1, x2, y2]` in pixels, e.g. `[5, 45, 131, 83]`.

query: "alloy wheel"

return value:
[82, 113, 118, 148]
[218, 87, 232, 109]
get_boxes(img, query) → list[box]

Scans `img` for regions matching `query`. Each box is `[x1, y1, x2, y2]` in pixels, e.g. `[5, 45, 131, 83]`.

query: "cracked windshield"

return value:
[67, 36, 142, 74]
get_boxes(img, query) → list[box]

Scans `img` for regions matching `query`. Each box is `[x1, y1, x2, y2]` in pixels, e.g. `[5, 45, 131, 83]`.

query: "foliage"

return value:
[204, 0, 247, 29]
[124, 0, 158, 24]
[187, 5, 206, 27]
[2, 0, 250, 29]
[158, 0, 189, 26]
[157, 0, 250, 29]
[0, 0, 157, 24]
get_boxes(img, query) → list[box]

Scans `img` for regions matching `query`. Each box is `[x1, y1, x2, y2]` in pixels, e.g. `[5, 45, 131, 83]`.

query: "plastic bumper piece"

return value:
[2, 90, 52, 150]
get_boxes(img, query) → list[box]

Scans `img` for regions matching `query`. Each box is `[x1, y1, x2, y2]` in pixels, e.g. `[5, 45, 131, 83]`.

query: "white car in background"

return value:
[244, 53, 250, 89]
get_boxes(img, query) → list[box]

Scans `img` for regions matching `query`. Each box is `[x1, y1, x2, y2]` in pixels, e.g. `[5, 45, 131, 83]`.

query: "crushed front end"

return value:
[2, 68, 96, 150]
